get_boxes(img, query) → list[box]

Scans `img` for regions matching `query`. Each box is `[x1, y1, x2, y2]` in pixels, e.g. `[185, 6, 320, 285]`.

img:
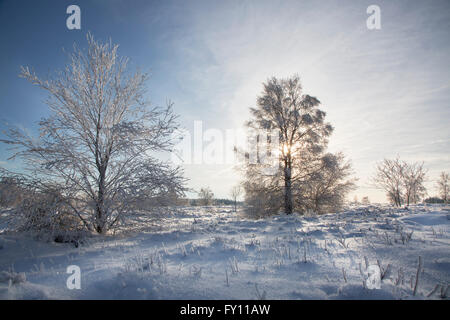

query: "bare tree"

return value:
[1, 33, 185, 234]
[245, 75, 333, 214]
[437, 172, 449, 204]
[230, 185, 242, 212]
[373, 158, 405, 206]
[373, 157, 427, 206]
[198, 187, 214, 206]
[402, 162, 427, 205]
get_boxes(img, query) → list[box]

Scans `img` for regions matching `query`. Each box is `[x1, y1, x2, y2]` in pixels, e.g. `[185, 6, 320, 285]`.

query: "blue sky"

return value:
[0, 0, 449, 202]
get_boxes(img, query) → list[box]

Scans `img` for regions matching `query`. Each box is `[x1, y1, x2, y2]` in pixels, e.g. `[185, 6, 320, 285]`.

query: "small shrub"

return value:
[0, 271, 26, 285]
[16, 191, 84, 241]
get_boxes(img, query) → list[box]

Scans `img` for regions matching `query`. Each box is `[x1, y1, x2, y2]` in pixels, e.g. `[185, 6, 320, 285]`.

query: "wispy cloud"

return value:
[1, 0, 448, 201]
[166, 0, 450, 200]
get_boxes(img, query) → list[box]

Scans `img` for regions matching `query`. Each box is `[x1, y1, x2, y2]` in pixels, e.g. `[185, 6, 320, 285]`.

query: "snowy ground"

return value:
[0, 204, 449, 300]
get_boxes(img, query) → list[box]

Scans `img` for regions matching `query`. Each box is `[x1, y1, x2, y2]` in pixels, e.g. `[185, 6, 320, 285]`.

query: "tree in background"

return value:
[198, 187, 214, 206]
[373, 157, 427, 206]
[373, 158, 406, 206]
[402, 162, 427, 205]
[424, 197, 444, 204]
[437, 172, 449, 204]
[1, 33, 185, 234]
[361, 196, 370, 205]
[242, 75, 353, 216]
[230, 185, 242, 212]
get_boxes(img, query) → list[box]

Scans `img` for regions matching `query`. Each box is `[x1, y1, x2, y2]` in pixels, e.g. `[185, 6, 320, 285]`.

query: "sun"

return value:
[283, 144, 290, 155]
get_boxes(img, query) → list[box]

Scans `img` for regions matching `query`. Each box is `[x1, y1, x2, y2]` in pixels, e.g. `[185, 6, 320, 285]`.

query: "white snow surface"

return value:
[0, 204, 449, 300]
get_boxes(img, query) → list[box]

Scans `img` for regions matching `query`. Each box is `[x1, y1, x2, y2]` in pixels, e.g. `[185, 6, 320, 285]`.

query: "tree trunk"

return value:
[95, 167, 107, 234]
[95, 198, 106, 233]
[284, 158, 293, 214]
[406, 186, 412, 206]
[395, 189, 401, 207]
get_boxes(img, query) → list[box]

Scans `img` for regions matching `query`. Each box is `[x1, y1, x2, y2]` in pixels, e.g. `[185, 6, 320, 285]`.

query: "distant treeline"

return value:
[424, 197, 446, 204]
[186, 198, 243, 206]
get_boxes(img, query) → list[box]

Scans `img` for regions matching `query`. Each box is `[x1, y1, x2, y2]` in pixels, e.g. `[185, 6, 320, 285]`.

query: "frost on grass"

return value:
[0, 204, 448, 299]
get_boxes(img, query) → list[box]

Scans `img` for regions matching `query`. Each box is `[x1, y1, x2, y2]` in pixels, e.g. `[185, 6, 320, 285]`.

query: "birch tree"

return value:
[243, 75, 353, 215]
[1, 33, 185, 234]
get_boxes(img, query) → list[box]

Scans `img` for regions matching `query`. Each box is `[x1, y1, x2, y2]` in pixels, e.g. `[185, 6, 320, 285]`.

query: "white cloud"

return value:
[169, 1, 450, 201]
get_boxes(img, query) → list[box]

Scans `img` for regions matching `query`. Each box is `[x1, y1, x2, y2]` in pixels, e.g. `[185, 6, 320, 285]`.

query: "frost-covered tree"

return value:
[373, 158, 405, 206]
[242, 75, 353, 215]
[198, 187, 214, 206]
[437, 172, 449, 204]
[0, 168, 79, 234]
[1, 33, 185, 234]
[402, 162, 427, 205]
[373, 158, 427, 206]
[296, 152, 355, 214]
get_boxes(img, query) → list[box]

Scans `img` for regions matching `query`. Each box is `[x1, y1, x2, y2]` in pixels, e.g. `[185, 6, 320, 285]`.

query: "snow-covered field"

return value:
[0, 205, 449, 300]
